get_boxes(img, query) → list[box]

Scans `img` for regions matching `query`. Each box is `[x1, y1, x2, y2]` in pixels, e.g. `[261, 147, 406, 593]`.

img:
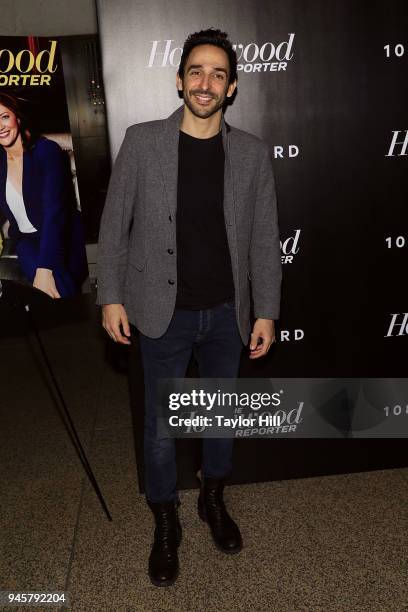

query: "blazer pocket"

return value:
[128, 255, 146, 272]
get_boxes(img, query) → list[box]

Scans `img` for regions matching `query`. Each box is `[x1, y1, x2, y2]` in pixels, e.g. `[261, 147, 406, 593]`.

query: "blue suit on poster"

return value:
[0, 137, 88, 297]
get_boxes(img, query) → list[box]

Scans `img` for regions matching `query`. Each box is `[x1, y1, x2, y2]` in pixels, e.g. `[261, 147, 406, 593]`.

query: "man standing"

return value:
[97, 28, 282, 587]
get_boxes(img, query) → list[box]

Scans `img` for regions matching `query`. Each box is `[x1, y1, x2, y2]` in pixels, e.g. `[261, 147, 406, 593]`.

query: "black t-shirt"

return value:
[175, 129, 235, 310]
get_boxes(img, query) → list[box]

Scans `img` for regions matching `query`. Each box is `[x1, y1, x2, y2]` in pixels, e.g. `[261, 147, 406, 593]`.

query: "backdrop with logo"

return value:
[96, 0, 408, 489]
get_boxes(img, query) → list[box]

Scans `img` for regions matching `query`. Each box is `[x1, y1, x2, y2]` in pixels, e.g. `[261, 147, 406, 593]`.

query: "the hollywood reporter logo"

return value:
[280, 229, 300, 264]
[148, 34, 295, 73]
[234, 34, 295, 73]
[0, 40, 58, 86]
[386, 130, 408, 157]
[385, 313, 408, 337]
[273, 144, 299, 159]
[279, 328, 304, 342]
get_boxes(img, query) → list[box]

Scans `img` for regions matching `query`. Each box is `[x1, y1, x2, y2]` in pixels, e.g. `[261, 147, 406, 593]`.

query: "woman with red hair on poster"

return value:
[0, 92, 88, 298]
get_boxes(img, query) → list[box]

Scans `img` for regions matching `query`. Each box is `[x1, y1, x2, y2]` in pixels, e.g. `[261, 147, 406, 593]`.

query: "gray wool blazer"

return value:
[96, 104, 282, 344]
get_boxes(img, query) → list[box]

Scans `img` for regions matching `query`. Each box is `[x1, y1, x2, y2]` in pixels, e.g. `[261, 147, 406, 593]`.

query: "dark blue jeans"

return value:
[138, 300, 244, 503]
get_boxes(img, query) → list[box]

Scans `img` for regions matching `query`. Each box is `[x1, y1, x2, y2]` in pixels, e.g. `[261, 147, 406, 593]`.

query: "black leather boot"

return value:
[198, 476, 243, 554]
[147, 498, 182, 587]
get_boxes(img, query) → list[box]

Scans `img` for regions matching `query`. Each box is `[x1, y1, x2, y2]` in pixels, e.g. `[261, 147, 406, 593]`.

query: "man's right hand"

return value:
[102, 304, 131, 345]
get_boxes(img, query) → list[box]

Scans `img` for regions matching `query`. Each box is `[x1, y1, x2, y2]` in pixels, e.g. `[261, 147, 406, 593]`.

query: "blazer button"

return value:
[167, 249, 174, 255]
[168, 279, 175, 285]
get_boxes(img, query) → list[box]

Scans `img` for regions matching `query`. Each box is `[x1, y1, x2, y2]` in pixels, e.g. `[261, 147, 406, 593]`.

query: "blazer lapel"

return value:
[222, 118, 234, 228]
[155, 105, 183, 220]
[221, 117, 239, 286]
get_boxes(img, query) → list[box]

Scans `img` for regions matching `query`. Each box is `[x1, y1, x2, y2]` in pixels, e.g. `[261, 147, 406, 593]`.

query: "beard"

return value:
[183, 87, 226, 119]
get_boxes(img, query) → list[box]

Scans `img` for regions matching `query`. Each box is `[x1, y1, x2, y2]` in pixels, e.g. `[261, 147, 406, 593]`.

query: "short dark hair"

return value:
[178, 28, 238, 85]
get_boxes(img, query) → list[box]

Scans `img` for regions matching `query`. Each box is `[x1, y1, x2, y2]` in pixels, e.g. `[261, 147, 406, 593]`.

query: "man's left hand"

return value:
[249, 318, 276, 359]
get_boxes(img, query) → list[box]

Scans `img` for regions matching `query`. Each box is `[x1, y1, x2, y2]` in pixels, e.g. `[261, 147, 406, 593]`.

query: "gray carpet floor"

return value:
[1, 306, 407, 612]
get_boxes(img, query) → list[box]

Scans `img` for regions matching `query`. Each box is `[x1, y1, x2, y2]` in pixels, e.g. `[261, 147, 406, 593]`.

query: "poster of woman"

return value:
[0, 37, 89, 298]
